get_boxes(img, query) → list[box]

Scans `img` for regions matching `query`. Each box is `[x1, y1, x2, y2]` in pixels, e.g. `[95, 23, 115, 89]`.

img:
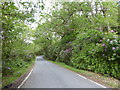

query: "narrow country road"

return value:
[21, 56, 105, 88]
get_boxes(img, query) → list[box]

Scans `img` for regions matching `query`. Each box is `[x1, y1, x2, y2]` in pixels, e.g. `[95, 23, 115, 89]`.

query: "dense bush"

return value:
[2, 53, 36, 76]
[71, 30, 120, 79]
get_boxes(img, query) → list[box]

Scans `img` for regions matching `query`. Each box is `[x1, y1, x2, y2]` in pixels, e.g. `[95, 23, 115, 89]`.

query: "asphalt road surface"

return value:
[21, 56, 105, 88]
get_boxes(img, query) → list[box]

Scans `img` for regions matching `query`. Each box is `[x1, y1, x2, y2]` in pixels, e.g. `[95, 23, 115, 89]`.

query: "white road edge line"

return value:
[17, 68, 34, 88]
[77, 74, 106, 88]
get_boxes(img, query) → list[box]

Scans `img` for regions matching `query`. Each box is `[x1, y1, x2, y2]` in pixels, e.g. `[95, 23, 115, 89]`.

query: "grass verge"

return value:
[2, 60, 35, 88]
[48, 60, 119, 88]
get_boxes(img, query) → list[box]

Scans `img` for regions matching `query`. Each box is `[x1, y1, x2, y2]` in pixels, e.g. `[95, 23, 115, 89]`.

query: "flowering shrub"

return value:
[44, 29, 120, 79]
[94, 30, 120, 61]
[71, 30, 120, 79]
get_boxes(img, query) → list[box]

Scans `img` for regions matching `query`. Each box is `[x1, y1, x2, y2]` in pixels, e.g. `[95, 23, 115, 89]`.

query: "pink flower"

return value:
[100, 40, 102, 42]
[112, 47, 116, 50]
[102, 44, 106, 46]
[96, 43, 99, 45]
[110, 30, 114, 33]
[110, 41, 113, 44]
[107, 39, 110, 41]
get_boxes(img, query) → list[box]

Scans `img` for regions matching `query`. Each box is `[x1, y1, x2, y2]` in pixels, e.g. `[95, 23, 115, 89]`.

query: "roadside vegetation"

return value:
[1, 1, 42, 88]
[48, 60, 119, 88]
[1, 0, 119, 89]
[35, 1, 119, 80]
[2, 60, 34, 88]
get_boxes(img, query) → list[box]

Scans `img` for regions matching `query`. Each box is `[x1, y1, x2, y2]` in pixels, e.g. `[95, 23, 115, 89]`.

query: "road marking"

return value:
[18, 68, 34, 88]
[76, 74, 106, 88]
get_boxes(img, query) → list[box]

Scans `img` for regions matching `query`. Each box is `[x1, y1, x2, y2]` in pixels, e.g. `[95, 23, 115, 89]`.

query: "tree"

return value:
[1, 1, 40, 76]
